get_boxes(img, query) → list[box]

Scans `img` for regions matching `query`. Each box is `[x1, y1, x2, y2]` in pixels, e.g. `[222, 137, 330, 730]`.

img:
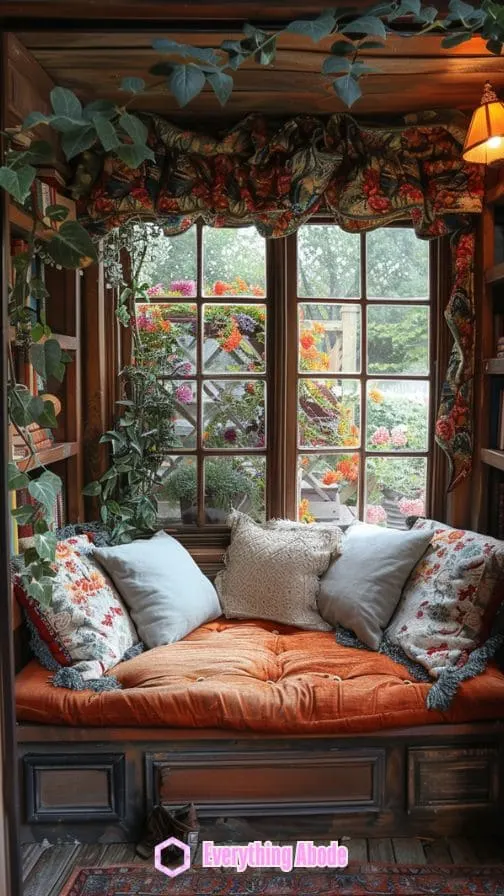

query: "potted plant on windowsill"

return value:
[158, 458, 256, 524]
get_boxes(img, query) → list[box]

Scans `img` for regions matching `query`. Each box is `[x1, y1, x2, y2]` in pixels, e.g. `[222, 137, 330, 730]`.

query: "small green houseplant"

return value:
[159, 458, 256, 523]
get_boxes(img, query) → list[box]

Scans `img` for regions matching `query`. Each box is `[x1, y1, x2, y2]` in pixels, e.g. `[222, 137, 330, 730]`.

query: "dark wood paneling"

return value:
[23, 754, 126, 823]
[408, 746, 500, 813]
[148, 749, 385, 815]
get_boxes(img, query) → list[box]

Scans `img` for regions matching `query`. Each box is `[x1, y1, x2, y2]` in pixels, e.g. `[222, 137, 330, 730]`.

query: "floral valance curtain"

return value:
[77, 110, 484, 490]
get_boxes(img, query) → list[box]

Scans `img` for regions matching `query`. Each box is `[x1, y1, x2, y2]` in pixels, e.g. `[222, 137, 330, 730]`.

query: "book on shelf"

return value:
[31, 180, 76, 230]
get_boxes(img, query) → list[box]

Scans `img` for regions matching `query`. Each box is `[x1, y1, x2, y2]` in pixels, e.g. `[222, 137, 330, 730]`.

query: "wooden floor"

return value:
[22, 837, 504, 895]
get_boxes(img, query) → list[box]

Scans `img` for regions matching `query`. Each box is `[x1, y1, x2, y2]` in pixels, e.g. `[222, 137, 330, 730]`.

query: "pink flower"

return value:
[370, 426, 390, 447]
[146, 283, 165, 297]
[398, 497, 425, 516]
[366, 504, 387, 524]
[175, 384, 193, 404]
[170, 279, 197, 296]
[390, 426, 408, 448]
[224, 427, 237, 442]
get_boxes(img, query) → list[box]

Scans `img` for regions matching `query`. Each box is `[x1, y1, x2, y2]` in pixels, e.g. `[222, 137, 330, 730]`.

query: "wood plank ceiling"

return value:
[6, 1, 502, 123]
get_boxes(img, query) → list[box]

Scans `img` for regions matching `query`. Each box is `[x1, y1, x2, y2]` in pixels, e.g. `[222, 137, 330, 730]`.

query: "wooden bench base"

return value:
[17, 721, 504, 844]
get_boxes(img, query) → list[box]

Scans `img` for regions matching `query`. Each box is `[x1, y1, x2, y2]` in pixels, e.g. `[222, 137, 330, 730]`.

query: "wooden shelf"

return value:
[15, 442, 78, 473]
[484, 358, 504, 375]
[485, 262, 504, 285]
[481, 449, 504, 473]
[8, 204, 52, 240]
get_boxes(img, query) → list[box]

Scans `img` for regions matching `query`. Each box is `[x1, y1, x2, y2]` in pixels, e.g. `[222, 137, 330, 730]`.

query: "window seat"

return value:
[15, 618, 504, 733]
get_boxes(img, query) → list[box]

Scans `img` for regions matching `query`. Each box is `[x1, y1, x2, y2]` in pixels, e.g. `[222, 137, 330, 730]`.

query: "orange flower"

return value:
[202, 431, 209, 441]
[252, 285, 265, 297]
[313, 321, 325, 335]
[298, 498, 315, 523]
[337, 459, 358, 482]
[322, 470, 343, 485]
[222, 326, 242, 352]
[160, 320, 172, 333]
[213, 280, 227, 296]
[300, 331, 315, 351]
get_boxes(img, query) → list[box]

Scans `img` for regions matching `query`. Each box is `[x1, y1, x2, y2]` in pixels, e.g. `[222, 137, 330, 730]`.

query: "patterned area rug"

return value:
[60, 864, 504, 895]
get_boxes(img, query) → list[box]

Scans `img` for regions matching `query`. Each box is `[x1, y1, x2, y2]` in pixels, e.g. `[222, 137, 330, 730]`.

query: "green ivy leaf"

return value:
[169, 64, 206, 107]
[119, 113, 148, 145]
[447, 0, 476, 22]
[50, 86, 83, 119]
[286, 11, 337, 41]
[22, 111, 50, 129]
[44, 220, 98, 268]
[398, 0, 422, 15]
[351, 61, 379, 76]
[37, 400, 59, 429]
[28, 470, 62, 516]
[441, 31, 472, 47]
[24, 140, 54, 164]
[206, 70, 234, 106]
[29, 278, 50, 302]
[33, 532, 57, 562]
[12, 505, 37, 525]
[227, 53, 246, 71]
[61, 126, 97, 161]
[93, 116, 120, 151]
[0, 165, 36, 203]
[120, 76, 146, 93]
[342, 15, 387, 38]
[358, 39, 385, 49]
[149, 61, 175, 76]
[44, 204, 69, 222]
[83, 99, 117, 120]
[322, 56, 352, 74]
[332, 74, 363, 107]
[29, 339, 64, 383]
[329, 39, 356, 55]
[49, 116, 88, 133]
[25, 581, 53, 607]
[9, 388, 35, 428]
[153, 38, 218, 64]
[82, 481, 102, 496]
[486, 38, 503, 54]
[7, 461, 29, 491]
[256, 36, 277, 66]
[115, 143, 155, 168]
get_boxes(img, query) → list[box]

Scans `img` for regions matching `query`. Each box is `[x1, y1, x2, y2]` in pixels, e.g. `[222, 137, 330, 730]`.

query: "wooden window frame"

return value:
[124, 221, 446, 545]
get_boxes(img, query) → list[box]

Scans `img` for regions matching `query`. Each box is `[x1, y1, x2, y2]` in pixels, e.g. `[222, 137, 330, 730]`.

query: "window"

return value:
[294, 224, 431, 529]
[135, 222, 433, 529]
[135, 225, 268, 526]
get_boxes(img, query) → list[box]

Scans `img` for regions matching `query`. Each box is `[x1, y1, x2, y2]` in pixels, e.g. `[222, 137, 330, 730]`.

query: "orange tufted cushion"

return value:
[15, 618, 504, 733]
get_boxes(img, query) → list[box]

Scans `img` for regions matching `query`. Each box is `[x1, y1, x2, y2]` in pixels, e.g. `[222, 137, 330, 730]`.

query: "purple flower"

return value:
[175, 384, 193, 404]
[170, 279, 197, 296]
[234, 313, 256, 335]
[224, 427, 237, 443]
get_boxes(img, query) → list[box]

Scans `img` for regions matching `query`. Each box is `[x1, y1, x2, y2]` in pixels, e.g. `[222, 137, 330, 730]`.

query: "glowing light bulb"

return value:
[487, 136, 503, 149]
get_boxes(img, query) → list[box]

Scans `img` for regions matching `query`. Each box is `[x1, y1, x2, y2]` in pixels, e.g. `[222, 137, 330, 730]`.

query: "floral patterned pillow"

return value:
[386, 520, 504, 678]
[15, 536, 139, 684]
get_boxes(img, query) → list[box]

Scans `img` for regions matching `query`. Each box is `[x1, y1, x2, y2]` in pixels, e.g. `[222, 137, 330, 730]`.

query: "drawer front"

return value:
[23, 753, 126, 823]
[146, 749, 386, 815]
[408, 746, 499, 813]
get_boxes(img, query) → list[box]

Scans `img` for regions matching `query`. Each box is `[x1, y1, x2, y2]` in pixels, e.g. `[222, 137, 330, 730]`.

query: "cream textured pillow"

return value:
[215, 512, 342, 630]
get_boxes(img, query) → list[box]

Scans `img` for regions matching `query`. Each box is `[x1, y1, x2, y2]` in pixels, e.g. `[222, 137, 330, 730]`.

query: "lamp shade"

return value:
[463, 82, 504, 165]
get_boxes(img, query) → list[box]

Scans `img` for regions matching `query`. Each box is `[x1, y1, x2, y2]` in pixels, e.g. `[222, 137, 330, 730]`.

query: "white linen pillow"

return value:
[93, 531, 222, 648]
[215, 512, 342, 630]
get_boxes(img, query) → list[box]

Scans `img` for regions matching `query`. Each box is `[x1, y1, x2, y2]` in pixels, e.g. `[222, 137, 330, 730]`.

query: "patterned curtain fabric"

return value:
[76, 111, 484, 490]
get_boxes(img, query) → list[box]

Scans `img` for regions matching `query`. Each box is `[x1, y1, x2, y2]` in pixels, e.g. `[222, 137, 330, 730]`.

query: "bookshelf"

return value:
[474, 174, 504, 537]
[8, 185, 84, 548]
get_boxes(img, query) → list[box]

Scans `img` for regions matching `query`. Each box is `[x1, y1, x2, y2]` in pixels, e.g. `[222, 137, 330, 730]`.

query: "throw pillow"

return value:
[93, 531, 222, 648]
[318, 522, 432, 649]
[15, 535, 140, 689]
[386, 519, 504, 679]
[215, 511, 342, 630]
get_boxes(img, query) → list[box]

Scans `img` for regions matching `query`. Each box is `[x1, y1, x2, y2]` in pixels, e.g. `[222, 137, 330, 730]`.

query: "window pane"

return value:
[366, 229, 429, 299]
[298, 379, 360, 448]
[135, 303, 196, 375]
[203, 380, 266, 448]
[365, 456, 427, 529]
[299, 303, 361, 373]
[136, 224, 197, 290]
[204, 456, 266, 523]
[367, 305, 429, 375]
[297, 225, 360, 298]
[203, 227, 266, 296]
[203, 304, 266, 373]
[157, 456, 197, 524]
[164, 380, 197, 449]
[367, 380, 429, 451]
[299, 454, 359, 524]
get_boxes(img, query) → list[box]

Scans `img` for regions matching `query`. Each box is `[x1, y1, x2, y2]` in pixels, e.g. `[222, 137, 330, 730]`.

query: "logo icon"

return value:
[154, 836, 191, 878]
